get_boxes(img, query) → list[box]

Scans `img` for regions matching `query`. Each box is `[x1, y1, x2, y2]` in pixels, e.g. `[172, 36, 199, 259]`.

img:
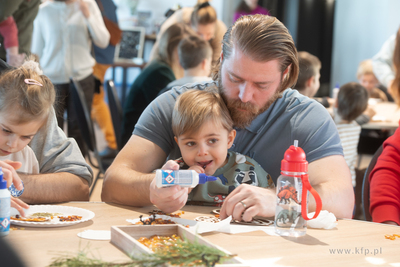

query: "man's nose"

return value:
[238, 83, 254, 103]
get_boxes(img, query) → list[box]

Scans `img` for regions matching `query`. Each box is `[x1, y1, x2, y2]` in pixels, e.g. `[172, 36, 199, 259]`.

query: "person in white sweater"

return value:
[31, 0, 110, 157]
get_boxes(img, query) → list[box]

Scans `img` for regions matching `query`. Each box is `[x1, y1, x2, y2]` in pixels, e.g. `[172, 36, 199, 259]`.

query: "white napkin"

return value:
[77, 230, 111, 240]
[307, 210, 337, 229]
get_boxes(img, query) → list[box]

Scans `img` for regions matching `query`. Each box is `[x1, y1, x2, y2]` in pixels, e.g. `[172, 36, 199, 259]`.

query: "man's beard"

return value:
[218, 75, 282, 129]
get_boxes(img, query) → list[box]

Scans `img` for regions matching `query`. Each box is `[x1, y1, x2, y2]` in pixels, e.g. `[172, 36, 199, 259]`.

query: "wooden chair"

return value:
[70, 78, 112, 195]
[362, 144, 384, 221]
[105, 80, 123, 150]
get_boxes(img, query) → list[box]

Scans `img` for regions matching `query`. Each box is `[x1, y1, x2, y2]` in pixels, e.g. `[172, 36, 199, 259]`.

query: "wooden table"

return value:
[362, 102, 400, 130]
[6, 202, 400, 266]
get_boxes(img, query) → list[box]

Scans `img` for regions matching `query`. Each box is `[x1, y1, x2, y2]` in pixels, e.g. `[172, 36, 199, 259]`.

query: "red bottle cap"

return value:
[281, 140, 308, 173]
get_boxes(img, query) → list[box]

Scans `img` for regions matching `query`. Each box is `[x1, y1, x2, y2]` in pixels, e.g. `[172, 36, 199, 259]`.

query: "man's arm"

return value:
[19, 173, 89, 203]
[307, 155, 354, 219]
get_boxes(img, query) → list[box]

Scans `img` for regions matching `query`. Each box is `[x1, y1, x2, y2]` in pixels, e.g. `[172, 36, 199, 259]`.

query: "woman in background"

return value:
[150, 0, 226, 66]
[121, 23, 193, 147]
[369, 27, 400, 226]
[233, 0, 270, 23]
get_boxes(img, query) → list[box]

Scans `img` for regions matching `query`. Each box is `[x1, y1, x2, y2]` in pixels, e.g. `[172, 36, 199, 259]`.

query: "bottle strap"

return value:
[301, 174, 322, 220]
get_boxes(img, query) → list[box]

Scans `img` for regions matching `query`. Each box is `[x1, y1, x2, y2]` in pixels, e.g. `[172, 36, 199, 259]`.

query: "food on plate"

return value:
[148, 209, 184, 217]
[11, 213, 82, 222]
[11, 215, 50, 222]
[58, 215, 82, 222]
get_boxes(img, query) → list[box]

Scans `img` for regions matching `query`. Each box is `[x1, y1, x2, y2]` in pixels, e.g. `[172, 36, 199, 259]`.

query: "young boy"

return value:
[162, 89, 274, 206]
[334, 82, 369, 187]
[295, 51, 321, 98]
[158, 34, 213, 95]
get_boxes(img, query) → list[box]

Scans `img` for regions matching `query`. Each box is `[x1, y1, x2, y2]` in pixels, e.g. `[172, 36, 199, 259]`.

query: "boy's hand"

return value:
[188, 165, 204, 174]
[161, 160, 180, 170]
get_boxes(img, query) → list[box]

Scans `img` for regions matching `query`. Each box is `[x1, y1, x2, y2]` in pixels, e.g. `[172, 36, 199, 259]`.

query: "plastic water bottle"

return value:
[155, 170, 217, 188]
[332, 83, 340, 99]
[274, 141, 322, 237]
[0, 169, 11, 236]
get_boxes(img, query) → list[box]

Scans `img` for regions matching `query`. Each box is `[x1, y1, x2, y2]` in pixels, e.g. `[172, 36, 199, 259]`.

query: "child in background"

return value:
[0, 58, 55, 212]
[294, 51, 328, 106]
[161, 89, 274, 206]
[333, 82, 368, 188]
[357, 59, 391, 102]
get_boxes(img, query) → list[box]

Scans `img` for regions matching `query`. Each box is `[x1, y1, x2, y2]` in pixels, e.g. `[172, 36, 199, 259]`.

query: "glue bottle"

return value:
[274, 141, 322, 237]
[0, 168, 11, 236]
[155, 170, 217, 188]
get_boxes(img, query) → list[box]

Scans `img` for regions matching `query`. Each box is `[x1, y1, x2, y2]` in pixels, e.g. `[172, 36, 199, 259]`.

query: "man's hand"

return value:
[6, 46, 25, 67]
[79, 0, 90, 19]
[219, 184, 276, 222]
[149, 178, 189, 213]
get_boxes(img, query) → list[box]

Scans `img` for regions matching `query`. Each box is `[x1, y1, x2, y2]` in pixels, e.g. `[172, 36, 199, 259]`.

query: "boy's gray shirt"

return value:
[29, 107, 93, 185]
[134, 81, 343, 183]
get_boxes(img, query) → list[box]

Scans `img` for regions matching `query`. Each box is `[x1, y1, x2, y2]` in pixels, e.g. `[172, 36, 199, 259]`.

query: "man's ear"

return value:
[227, 129, 236, 149]
[283, 64, 291, 80]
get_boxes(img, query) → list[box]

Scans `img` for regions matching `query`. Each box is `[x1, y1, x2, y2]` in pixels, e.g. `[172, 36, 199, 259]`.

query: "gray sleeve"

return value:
[29, 108, 93, 185]
[355, 113, 370, 125]
[291, 99, 343, 163]
[133, 88, 180, 157]
[372, 34, 396, 87]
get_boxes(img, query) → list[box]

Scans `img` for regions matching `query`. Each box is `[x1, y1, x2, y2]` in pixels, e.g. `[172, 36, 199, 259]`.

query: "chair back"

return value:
[362, 144, 384, 221]
[70, 78, 106, 195]
[105, 80, 123, 150]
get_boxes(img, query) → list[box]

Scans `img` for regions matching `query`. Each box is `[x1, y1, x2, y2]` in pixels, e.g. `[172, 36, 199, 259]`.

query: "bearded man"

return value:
[102, 15, 354, 220]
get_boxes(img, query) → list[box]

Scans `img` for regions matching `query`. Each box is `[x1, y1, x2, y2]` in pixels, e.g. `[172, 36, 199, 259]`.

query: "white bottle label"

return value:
[161, 170, 193, 186]
[0, 197, 10, 235]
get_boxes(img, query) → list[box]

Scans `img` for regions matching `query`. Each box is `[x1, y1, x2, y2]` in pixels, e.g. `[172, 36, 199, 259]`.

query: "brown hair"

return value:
[155, 23, 193, 67]
[190, 1, 217, 27]
[0, 57, 55, 124]
[212, 14, 299, 92]
[178, 34, 212, 69]
[337, 82, 368, 122]
[172, 89, 233, 137]
[295, 51, 321, 91]
[391, 28, 400, 105]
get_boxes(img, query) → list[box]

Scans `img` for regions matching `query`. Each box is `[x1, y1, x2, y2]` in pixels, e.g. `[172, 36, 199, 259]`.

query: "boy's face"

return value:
[175, 120, 236, 175]
[0, 111, 42, 156]
[359, 74, 378, 92]
[309, 71, 321, 97]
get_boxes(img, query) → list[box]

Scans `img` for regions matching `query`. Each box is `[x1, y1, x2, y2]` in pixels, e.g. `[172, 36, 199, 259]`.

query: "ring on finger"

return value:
[240, 200, 247, 209]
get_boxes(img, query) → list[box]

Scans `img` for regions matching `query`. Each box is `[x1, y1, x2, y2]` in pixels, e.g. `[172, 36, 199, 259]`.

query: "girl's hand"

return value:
[79, 0, 90, 18]
[161, 160, 180, 170]
[11, 197, 29, 217]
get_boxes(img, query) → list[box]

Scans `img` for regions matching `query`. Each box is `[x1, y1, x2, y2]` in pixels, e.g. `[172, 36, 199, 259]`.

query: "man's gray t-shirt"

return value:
[134, 81, 343, 183]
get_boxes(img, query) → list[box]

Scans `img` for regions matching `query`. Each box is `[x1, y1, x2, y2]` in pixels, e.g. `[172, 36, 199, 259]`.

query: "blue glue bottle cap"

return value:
[198, 173, 217, 184]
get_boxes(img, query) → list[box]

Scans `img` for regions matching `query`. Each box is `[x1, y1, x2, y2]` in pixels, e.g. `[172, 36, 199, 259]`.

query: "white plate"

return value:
[10, 205, 95, 228]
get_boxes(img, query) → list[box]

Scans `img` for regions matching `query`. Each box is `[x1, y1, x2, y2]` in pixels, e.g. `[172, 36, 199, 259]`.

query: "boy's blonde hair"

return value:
[172, 89, 233, 137]
[0, 57, 55, 124]
[356, 59, 376, 80]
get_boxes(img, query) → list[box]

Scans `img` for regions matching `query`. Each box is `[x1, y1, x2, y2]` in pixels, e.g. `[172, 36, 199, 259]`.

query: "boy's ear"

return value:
[174, 136, 178, 144]
[227, 129, 236, 149]
[306, 76, 314, 88]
